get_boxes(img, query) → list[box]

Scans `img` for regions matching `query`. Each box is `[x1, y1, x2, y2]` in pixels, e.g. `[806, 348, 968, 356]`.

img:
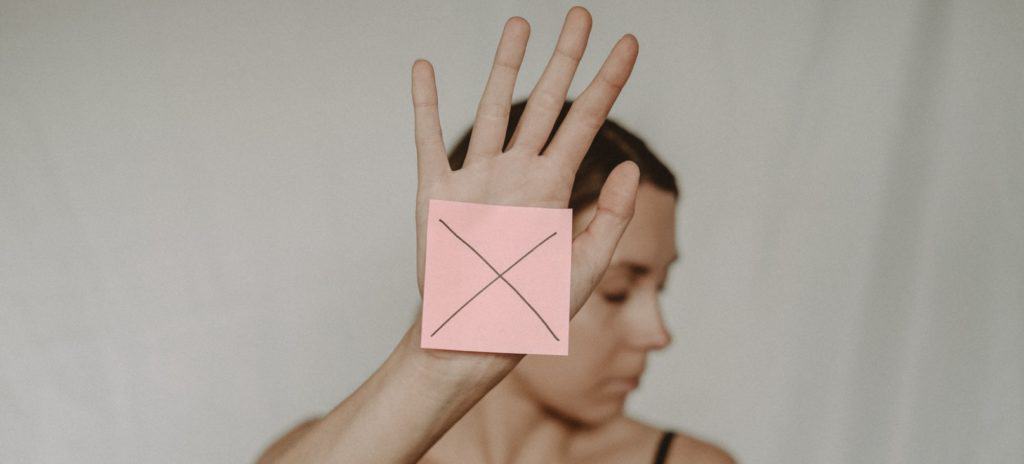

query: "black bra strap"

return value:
[653, 430, 677, 464]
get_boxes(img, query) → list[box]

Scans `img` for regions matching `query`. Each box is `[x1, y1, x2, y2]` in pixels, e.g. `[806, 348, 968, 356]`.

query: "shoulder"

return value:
[621, 417, 735, 464]
[662, 432, 735, 464]
[655, 424, 737, 460]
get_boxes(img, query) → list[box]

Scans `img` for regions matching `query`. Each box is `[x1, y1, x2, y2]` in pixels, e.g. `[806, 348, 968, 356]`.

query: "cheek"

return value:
[566, 300, 619, 372]
[511, 297, 623, 416]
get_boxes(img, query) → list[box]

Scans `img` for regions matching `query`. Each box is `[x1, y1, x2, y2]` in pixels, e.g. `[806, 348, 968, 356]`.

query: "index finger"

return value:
[543, 34, 638, 172]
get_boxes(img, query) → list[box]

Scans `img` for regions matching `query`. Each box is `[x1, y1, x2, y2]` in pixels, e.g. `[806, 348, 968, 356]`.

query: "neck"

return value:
[424, 373, 574, 463]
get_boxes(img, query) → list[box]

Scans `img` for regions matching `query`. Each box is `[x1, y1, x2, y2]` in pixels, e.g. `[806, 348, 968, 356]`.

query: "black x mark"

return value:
[429, 218, 560, 341]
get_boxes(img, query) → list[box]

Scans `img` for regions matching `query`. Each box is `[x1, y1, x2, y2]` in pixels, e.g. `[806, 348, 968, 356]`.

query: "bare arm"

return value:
[263, 319, 522, 463]
[262, 7, 640, 463]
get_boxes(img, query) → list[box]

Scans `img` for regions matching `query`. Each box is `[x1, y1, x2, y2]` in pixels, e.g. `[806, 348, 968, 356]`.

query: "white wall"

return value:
[2, 1, 1021, 462]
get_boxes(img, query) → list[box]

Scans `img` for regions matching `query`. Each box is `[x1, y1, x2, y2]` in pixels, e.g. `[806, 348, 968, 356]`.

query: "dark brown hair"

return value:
[448, 100, 679, 210]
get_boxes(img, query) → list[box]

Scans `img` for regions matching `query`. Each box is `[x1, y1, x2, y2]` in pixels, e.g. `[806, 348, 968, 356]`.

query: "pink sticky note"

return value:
[420, 199, 572, 355]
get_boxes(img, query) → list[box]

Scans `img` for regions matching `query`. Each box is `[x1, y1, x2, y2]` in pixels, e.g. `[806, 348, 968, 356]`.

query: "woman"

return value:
[259, 7, 733, 463]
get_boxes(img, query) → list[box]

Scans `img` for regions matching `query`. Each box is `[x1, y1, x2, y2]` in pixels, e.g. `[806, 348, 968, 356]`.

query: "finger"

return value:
[545, 34, 638, 173]
[464, 17, 530, 164]
[569, 161, 640, 314]
[506, 6, 592, 154]
[411, 59, 449, 181]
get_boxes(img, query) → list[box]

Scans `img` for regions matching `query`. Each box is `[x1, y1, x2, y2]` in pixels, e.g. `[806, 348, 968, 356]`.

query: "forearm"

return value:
[275, 317, 523, 463]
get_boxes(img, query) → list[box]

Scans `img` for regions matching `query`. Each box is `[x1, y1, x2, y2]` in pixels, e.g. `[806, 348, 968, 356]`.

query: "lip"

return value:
[607, 375, 641, 392]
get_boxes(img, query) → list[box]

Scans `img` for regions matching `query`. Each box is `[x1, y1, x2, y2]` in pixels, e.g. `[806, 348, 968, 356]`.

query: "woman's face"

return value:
[510, 182, 678, 424]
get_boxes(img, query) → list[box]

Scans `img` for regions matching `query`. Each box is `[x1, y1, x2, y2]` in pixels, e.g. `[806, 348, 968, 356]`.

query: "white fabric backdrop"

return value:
[2, 1, 1021, 462]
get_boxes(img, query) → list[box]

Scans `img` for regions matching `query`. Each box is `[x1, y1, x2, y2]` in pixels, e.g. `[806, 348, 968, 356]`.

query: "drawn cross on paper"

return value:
[430, 218, 559, 341]
[420, 199, 571, 356]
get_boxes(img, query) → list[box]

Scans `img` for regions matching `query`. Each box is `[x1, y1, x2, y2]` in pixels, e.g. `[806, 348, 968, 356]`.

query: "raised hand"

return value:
[411, 6, 640, 315]
[266, 9, 643, 463]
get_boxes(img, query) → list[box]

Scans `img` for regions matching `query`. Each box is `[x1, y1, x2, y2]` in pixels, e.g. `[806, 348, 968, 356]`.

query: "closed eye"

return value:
[602, 292, 628, 303]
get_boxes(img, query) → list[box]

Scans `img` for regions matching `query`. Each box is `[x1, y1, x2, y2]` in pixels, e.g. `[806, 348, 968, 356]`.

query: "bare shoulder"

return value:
[255, 417, 321, 463]
[663, 432, 735, 464]
[622, 417, 735, 464]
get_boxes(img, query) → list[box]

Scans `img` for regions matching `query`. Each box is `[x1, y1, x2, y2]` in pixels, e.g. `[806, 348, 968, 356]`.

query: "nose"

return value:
[625, 289, 672, 351]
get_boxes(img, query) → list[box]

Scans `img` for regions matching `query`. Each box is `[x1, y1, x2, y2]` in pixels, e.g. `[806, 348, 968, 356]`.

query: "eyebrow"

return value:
[613, 252, 680, 278]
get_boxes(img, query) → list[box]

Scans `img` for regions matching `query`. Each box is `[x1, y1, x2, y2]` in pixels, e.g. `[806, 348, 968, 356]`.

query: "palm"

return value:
[421, 151, 569, 211]
[411, 7, 640, 317]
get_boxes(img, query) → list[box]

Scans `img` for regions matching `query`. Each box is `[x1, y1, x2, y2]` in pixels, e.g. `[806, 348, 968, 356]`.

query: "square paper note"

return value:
[420, 199, 572, 355]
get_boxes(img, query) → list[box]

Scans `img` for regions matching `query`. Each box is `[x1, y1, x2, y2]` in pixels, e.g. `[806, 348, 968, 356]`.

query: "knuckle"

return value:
[572, 102, 605, 131]
[413, 98, 438, 109]
[552, 46, 582, 66]
[531, 89, 565, 112]
[477, 100, 510, 120]
[596, 72, 625, 92]
[493, 58, 520, 73]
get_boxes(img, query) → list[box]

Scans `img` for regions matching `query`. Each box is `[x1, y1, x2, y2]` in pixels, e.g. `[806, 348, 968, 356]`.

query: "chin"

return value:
[567, 397, 628, 426]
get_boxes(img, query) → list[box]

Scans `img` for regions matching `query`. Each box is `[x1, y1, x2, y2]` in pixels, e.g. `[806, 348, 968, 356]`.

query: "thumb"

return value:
[569, 161, 641, 314]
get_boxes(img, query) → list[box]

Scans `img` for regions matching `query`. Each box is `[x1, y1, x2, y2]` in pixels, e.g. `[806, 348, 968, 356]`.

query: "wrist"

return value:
[395, 316, 523, 387]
